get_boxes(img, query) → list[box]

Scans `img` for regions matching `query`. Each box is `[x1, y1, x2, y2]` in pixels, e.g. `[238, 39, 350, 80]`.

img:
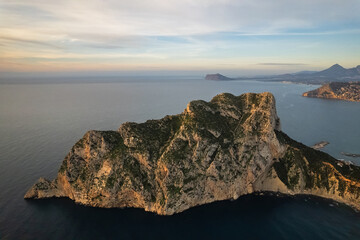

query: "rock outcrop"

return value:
[303, 82, 360, 102]
[25, 92, 360, 215]
[205, 73, 233, 81]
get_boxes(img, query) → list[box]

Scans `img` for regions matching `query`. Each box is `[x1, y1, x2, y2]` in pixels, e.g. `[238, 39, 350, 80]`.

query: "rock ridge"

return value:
[25, 92, 360, 214]
[303, 82, 360, 102]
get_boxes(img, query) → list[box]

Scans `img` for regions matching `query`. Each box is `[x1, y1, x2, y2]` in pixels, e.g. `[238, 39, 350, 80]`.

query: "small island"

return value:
[25, 92, 360, 215]
[303, 82, 360, 102]
[341, 152, 360, 158]
[205, 73, 234, 81]
[311, 141, 329, 150]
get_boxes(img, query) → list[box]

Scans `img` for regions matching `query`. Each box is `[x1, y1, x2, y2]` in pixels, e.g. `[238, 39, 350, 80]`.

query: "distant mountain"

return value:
[205, 73, 234, 81]
[292, 71, 318, 76]
[204, 64, 360, 84]
[314, 64, 360, 78]
[279, 64, 360, 84]
[315, 64, 347, 77]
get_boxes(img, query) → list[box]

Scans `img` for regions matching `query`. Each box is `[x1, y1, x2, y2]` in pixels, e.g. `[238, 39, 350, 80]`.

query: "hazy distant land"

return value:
[205, 64, 360, 85]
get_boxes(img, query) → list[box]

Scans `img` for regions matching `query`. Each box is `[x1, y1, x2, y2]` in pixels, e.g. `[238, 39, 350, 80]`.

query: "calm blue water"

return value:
[0, 77, 360, 239]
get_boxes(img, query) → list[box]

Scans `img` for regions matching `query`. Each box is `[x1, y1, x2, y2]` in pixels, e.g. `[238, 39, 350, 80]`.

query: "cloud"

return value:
[2, 0, 360, 37]
[0, 35, 63, 49]
[257, 63, 308, 66]
[0, 0, 360, 72]
[235, 29, 360, 36]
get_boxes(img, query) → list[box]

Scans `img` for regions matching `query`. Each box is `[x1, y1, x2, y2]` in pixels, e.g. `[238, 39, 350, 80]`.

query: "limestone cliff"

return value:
[25, 92, 360, 215]
[303, 82, 360, 102]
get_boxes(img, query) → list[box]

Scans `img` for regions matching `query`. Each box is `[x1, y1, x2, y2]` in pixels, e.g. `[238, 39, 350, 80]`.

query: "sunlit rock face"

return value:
[25, 92, 360, 215]
[303, 82, 360, 102]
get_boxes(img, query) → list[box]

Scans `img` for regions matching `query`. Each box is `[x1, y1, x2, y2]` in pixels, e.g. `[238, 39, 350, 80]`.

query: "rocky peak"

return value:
[316, 63, 360, 78]
[25, 92, 360, 215]
[317, 63, 346, 76]
[330, 63, 345, 69]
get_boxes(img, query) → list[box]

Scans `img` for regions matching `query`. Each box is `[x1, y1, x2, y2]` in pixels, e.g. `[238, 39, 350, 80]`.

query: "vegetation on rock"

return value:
[303, 82, 360, 102]
[25, 92, 360, 215]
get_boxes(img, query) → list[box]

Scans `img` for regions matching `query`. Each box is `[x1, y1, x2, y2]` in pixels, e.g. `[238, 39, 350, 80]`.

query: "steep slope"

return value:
[303, 82, 360, 102]
[314, 64, 348, 77]
[25, 92, 360, 215]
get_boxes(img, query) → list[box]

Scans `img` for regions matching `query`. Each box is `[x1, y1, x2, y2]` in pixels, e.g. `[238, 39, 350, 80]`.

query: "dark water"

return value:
[0, 77, 360, 239]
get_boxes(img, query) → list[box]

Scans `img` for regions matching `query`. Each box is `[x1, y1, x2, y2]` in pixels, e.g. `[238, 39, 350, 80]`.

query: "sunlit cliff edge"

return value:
[25, 92, 360, 215]
[303, 82, 360, 102]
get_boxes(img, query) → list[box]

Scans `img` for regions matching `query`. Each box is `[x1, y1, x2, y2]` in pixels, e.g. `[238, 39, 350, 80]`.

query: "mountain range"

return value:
[205, 64, 360, 84]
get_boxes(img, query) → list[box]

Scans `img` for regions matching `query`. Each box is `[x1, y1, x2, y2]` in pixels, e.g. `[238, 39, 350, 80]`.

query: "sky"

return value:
[1, 0, 360, 76]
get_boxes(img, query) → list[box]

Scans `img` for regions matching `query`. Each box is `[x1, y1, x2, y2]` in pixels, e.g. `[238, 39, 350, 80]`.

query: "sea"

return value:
[0, 76, 360, 239]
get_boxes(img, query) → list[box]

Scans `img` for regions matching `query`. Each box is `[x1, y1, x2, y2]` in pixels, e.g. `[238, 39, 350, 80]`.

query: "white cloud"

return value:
[2, 0, 360, 37]
[0, 0, 359, 71]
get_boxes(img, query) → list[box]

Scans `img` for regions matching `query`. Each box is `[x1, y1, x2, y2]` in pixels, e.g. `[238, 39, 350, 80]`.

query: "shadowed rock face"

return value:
[25, 92, 360, 215]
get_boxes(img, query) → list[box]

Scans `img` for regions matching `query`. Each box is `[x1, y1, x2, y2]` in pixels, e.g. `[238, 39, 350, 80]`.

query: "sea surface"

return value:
[0, 77, 360, 239]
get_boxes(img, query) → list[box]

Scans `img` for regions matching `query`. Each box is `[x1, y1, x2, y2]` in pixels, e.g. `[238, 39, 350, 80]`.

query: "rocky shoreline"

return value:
[25, 92, 360, 215]
[311, 141, 329, 150]
[303, 82, 360, 102]
[341, 152, 360, 158]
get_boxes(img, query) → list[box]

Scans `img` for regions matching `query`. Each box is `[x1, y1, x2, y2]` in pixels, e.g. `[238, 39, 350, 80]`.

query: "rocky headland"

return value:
[25, 92, 360, 215]
[205, 73, 234, 81]
[303, 82, 360, 102]
[204, 64, 360, 84]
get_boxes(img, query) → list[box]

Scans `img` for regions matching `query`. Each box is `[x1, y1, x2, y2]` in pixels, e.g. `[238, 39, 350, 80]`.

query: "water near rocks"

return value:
[1, 77, 360, 239]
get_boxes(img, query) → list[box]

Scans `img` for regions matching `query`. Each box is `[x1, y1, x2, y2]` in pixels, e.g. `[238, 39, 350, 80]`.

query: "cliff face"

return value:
[303, 82, 360, 102]
[25, 92, 360, 215]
